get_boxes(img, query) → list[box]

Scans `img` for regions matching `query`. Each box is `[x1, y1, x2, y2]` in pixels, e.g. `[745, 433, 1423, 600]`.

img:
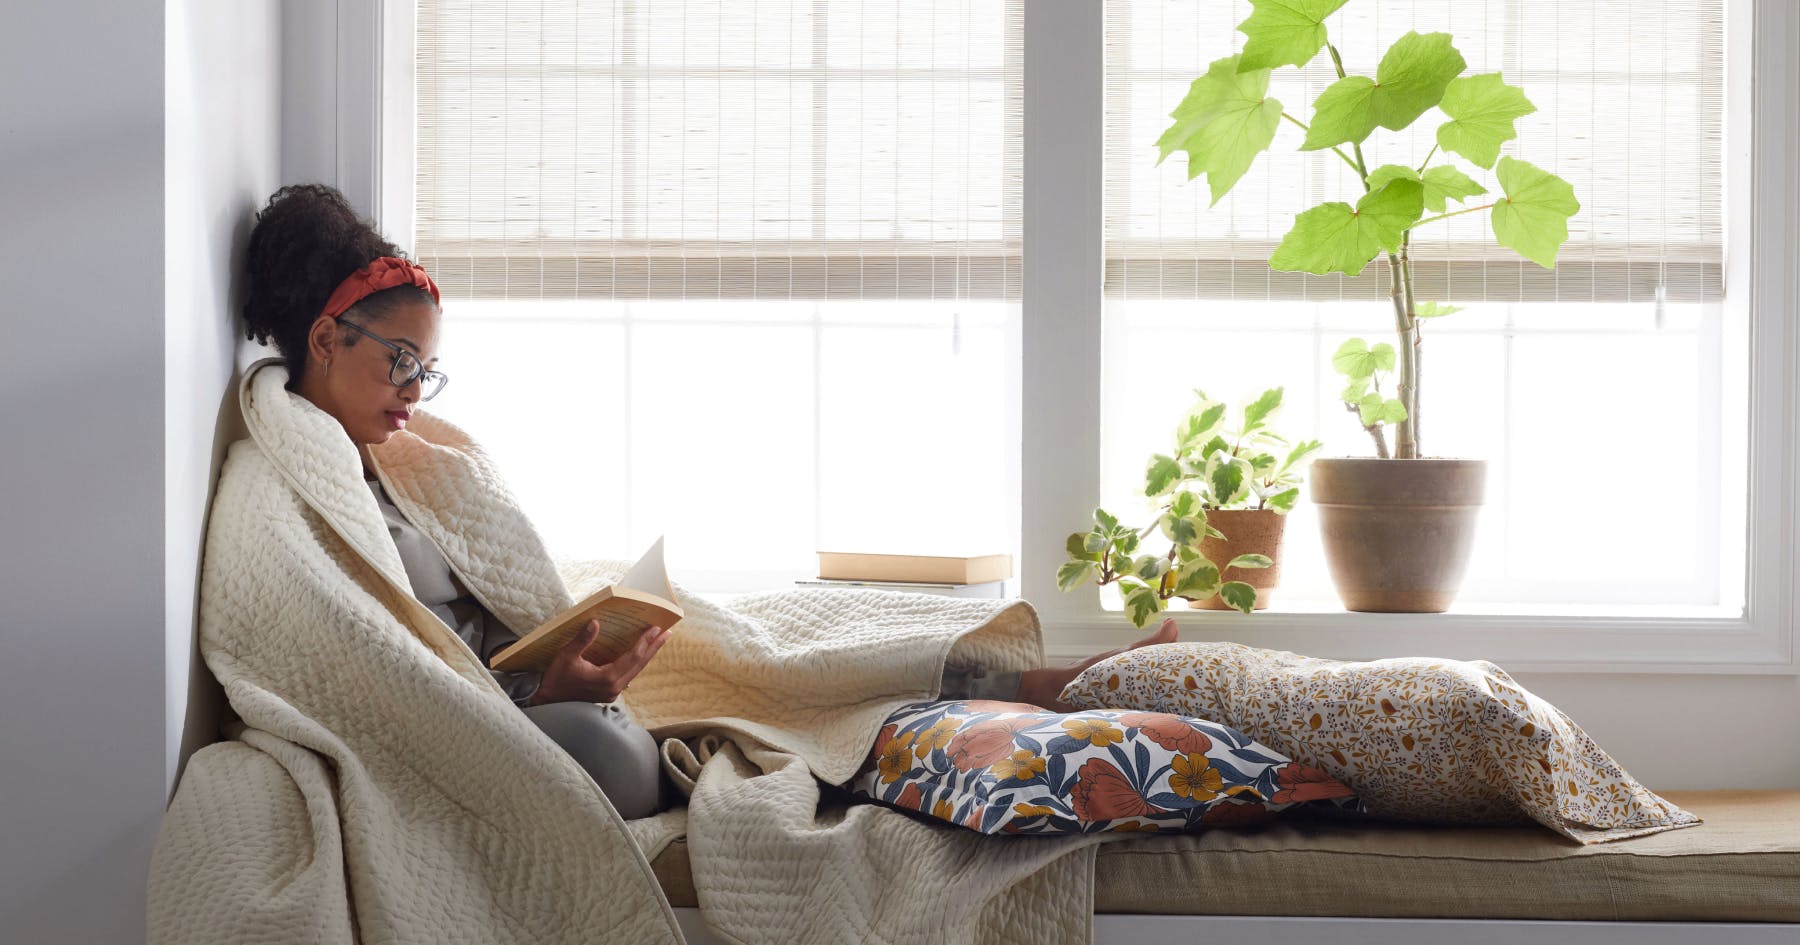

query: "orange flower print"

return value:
[932, 798, 956, 821]
[1201, 801, 1274, 828]
[865, 723, 898, 772]
[913, 718, 961, 760]
[1118, 713, 1212, 754]
[877, 731, 918, 784]
[1062, 718, 1125, 748]
[1071, 758, 1159, 821]
[896, 782, 924, 811]
[989, 749, 1047, 782]
[946, 717, 1033, 772]
[1110, 820, 1160, 833]
[1272, 764, 1356, 804]
[1012, 803, 1057, 818]
[1168, 753, 1224, 802]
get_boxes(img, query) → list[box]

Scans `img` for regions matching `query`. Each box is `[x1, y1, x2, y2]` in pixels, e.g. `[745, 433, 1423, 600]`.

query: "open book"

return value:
[489, 537, 683, 673]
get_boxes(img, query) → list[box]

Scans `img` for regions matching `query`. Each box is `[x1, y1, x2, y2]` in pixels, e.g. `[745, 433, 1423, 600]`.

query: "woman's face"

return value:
[297, 298, 443, 447]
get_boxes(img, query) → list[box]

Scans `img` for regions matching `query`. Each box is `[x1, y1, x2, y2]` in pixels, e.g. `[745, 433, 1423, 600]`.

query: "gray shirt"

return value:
[366, 478, 543, 706]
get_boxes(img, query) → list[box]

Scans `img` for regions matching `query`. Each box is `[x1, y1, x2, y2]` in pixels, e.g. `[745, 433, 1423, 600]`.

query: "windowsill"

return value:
[1107, 598, 1744, 621]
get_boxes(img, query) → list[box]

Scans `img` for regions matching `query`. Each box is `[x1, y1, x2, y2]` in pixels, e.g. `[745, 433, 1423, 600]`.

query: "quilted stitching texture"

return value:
[153, 358, 1082, 945]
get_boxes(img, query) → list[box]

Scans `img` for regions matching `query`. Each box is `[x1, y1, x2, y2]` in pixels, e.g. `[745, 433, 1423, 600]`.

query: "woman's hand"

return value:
[529, 620, 670, 706]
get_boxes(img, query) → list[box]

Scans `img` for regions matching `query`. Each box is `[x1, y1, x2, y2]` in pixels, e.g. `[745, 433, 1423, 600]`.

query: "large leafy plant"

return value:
[1158, 0, 1578, 458]
[1061, 388, 1318, 623]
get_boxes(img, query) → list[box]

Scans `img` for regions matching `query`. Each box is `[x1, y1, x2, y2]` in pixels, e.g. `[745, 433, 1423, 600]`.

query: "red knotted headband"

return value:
[318, 256, 441, 321]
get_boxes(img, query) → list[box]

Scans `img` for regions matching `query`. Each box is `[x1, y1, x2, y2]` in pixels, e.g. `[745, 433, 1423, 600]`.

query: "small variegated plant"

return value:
[1157, 0, 1577, 459]
[1059, 388, 1320, 624]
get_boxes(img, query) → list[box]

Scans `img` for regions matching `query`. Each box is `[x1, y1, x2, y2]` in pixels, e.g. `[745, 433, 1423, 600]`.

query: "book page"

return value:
[616, 535, 673, 600]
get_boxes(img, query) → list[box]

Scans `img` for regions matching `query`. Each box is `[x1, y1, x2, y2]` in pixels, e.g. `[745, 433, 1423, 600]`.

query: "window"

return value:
[1101, 0, 1734, 611]
[392, 0, 1797, 670]
[412, 0, 1022, 589]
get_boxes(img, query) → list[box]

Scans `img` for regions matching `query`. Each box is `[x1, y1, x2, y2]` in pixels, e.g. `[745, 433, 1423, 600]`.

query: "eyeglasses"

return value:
[335, 317, 450, 401]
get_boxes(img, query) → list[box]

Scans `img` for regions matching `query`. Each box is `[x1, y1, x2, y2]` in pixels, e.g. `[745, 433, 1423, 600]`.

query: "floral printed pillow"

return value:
[1058, 642, 1701, 843]
[846, 699, 1357, 835]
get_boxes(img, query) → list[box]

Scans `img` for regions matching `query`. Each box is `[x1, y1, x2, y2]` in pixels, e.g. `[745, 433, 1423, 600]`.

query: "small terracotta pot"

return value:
[1309, 457, 1487, 613]
[1185, 508, 1287, 611]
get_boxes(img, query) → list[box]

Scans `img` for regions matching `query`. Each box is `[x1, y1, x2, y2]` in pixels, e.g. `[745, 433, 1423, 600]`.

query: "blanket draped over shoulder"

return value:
[150, 358, 1103, 945]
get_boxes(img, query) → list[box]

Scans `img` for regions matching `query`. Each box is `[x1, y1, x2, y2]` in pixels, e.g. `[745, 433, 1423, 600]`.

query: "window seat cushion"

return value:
[647, 790, 1800, 922]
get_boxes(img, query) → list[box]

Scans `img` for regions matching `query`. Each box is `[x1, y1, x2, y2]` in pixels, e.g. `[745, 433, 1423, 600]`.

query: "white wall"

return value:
[165, 0, 282, 785]
[0, 2, 280, 942]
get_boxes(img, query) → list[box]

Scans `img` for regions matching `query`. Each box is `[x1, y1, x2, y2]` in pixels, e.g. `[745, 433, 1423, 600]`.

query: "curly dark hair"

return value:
[241, 183, 437, 388]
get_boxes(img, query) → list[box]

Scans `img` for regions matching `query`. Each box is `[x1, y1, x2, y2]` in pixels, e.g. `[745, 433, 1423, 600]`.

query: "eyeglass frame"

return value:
[333, 316, 450, 401]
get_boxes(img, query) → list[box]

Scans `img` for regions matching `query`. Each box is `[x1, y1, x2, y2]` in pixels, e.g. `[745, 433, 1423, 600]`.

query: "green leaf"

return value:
[1122, 582, 1166, 628]
[1241, 387, 1284, 432]
[1144, 453, 1182, 497]
[1133, 555, 1169, 581]
[1331, 338, 1396, 379]
[1235, 0, 1349, 72]
[1420, 165, 1487, 212]
[1492, 156, 1579, 268]
[1094, 508, 1119, 533]
[1156, 55, 1284, 205]
[1227, 553, 1274, 570]
[1057, 560, 1096, 591]
[1358, 393, 1409, 426]
[1219, 581, 1259, 614]
[1436, 72, 1536, 169]
[1207, 454, 1251, 507]
[1199, 434, 1231, 461]
[1172, 559, 1223, 600]
[1161, 512, 1202, 546]
[1279, 439, 1324, 474]
[1066, 532, 1099, 561]
[1248, 451, 1278, 477]
[1206, 524, 1228, 540]
[1267, 486, 1301, 512]
[1177, 401, 1228, 450]
[1270, 178, 1424, 275]
[1341, 376, 1371, 402]
[1083, 528, 1109, 555]
[1169, 490, 1203, 519]
[1302, 32, 1466, 150]
[1114, 530, 1141, 556]
[1372, 163, 1487, 214]
[1413, 300, 1464, 318]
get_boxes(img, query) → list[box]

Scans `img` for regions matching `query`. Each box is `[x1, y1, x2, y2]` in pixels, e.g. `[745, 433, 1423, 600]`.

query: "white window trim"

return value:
[357, 0, 1798, 674]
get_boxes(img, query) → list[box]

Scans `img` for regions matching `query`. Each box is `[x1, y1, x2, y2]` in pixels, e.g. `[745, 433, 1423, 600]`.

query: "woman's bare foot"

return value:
[1014, 618, 1180, 712]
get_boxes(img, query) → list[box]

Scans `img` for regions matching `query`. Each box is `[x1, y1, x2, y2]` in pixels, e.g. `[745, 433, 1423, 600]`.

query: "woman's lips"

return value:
[386, 411, 408, 430]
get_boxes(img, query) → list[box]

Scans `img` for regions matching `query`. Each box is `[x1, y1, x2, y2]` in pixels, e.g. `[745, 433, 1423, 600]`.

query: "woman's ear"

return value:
[305, 315, 341, 370]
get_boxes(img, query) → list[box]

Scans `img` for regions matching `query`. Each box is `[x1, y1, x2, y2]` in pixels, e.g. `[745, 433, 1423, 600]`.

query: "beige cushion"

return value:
[649, 791, 1800, 921]
[1059, 642, 1699, 843]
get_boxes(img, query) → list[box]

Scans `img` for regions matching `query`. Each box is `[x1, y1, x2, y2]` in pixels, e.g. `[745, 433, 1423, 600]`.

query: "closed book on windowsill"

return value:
[816, 551, 1012, 585]
[490, 537, 683, 673]
[795, 578, 1009, 599]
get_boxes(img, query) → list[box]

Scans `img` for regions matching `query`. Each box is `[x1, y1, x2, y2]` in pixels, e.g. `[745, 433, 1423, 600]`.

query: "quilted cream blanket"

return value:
[149, 358, 1098, 945]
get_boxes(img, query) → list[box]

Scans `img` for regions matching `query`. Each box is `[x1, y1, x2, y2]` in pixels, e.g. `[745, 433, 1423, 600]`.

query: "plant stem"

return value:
[1344, 401, 1391, 458]
[1415, 143, 1439, 175]
[1323, 43, 1373, 190]
[1410, 203, 1497, 229]
[1280, 111, 1362, 176]
[1401, 234, 1421, 455]
[1386, 249, 1419, 459]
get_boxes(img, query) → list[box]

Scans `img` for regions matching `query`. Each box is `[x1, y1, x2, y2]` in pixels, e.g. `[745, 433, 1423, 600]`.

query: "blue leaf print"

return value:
[1208, 755, 1255, 784]
[1045, 734, 1087, 756]
[1147, 791, 1189, 809]
[1015, 734, 1043, 754]
[1134, 740, 1152, 774]
[1232, 748, 1283, 765]
[1047, 752, 1067, 793]
[981, 804, 1009, 833]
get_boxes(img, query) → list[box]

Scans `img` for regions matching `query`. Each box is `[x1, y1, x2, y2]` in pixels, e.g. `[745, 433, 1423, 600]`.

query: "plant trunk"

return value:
[1386, 249, 1419, 459]
[1401, 235, 1421, 456]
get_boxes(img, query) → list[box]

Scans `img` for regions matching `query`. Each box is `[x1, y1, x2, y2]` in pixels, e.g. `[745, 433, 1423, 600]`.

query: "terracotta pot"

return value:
[1309, 457, 1487, 613]
[1185, 508, 1287, 611]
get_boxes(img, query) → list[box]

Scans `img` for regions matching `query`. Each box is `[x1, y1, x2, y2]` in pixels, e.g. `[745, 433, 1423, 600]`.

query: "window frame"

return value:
[359, 0, 1798, 674]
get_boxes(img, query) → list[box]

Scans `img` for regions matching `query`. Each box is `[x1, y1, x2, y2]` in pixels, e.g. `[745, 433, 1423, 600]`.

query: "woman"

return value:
[237, 183, 1176, 820]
